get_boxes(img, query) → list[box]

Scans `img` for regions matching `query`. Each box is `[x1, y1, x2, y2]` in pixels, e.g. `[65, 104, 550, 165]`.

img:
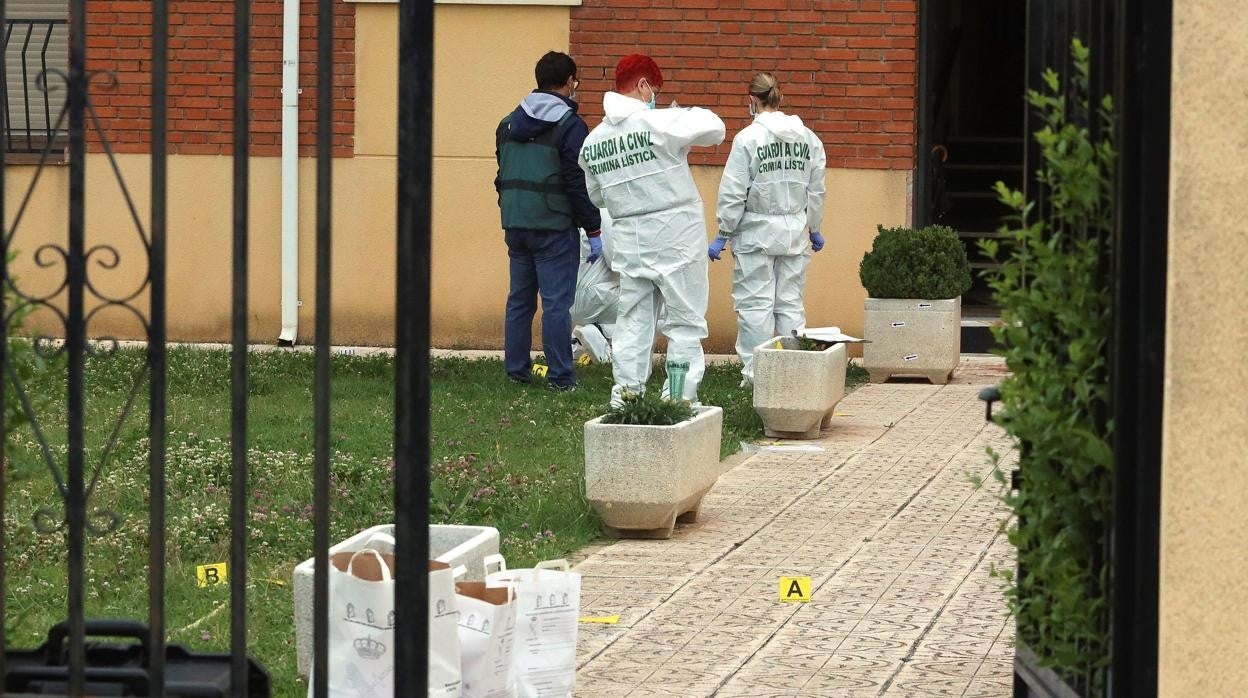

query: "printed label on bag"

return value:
[508, 572, 580, 697]
[779, 576, 812, 603]
[346, 602, 397, 630]
[196, 562, 228, 588]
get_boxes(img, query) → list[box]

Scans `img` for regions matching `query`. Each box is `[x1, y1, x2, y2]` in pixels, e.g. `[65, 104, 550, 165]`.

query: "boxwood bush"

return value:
[858, 224, 972, 300]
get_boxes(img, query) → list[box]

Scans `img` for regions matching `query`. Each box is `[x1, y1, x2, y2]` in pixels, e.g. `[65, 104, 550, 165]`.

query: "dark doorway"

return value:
[917, 0, 1027, 320]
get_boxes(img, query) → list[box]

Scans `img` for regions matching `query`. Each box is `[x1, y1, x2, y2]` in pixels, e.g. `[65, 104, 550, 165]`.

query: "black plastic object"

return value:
[3, 620, 270, 696]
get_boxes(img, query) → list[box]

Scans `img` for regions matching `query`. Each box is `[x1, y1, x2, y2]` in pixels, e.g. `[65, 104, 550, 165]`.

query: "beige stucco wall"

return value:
[4, 3, 908, 350]
[5, 155, 400, 344]
[355, 3, 573, 158]
[1158, 1, 1248, 695]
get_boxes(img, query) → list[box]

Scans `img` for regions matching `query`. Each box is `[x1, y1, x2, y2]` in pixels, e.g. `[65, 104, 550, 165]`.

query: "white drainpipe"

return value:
[277, 0, 300, 345]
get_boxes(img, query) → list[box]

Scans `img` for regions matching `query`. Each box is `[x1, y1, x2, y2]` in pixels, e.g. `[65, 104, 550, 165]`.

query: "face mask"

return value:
[640, 81, 657, 109]
[748, 100, 758, 117]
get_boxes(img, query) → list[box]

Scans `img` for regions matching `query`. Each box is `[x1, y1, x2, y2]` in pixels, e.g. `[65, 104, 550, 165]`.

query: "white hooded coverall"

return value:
[579, 92, 725, 405]
[716, 110, 826, 382]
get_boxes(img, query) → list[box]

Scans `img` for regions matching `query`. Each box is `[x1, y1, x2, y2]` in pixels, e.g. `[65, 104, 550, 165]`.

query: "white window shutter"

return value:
[5, 0, 68, 151]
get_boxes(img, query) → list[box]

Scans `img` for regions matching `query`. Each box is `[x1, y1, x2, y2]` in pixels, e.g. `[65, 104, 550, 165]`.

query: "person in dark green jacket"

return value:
[495, 51, 602, 391]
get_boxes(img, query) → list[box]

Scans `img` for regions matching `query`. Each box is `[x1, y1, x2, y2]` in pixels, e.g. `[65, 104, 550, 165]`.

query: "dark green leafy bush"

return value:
[4, 250, 46, 437]
[5, 339, 42, 435]
[600, 390, 695, 426]
[981, 39, 1114, 692]
[858, 224, 971, 299]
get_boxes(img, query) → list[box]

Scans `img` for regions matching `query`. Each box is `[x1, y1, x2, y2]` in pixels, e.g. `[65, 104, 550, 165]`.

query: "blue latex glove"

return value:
[708, 236, 729, 261]
[586, 235, 603, 264]
[809, 230, 825, 252]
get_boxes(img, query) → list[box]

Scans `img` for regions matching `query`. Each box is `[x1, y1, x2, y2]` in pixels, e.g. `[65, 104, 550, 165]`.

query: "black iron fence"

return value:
[0, 0, 434, 695]
[1006, 1, 1170, 696]
[3, 17, 67, 155]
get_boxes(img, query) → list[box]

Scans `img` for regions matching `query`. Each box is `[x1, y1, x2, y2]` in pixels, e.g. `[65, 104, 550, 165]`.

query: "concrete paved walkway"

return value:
[573, 357, 1016, 697]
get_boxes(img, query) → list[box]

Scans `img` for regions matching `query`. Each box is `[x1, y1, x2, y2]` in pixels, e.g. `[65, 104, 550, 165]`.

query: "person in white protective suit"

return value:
[711, 72, 827, 386]
[578, 54, 725, 406]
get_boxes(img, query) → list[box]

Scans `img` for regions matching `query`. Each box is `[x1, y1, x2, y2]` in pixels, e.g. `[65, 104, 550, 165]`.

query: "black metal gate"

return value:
[0, 0, 434, 694]
[1009, 2, 1170, 697]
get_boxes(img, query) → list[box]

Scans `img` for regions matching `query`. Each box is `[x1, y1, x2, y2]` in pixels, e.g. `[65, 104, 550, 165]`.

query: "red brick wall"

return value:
[570, 0, 917, 169]
[85, 0, 354, 156]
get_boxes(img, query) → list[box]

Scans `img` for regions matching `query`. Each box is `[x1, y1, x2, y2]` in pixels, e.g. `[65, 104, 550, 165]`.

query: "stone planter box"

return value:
[863, 296, 961, 384]
[584, 405, 723, 539]
[292, 523, 498, 677]
[752, 337, 847, 439]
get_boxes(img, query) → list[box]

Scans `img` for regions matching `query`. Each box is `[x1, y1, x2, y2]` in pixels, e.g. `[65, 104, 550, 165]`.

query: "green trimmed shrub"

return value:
[858, 224, 972, 299]
[600, 391, 695, 426]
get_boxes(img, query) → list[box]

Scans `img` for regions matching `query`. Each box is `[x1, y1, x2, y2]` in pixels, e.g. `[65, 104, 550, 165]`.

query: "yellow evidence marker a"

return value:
[531, 364, 549, 378]
[779, 576, 812, 603]
[197, 562, 228, 588]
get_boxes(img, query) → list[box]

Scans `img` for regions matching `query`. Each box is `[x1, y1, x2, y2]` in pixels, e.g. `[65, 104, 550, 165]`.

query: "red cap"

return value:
[614, 54, 663, 93]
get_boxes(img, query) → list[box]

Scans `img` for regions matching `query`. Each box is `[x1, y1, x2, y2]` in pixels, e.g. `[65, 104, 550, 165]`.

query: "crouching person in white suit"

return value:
[572, 209, 619, 364]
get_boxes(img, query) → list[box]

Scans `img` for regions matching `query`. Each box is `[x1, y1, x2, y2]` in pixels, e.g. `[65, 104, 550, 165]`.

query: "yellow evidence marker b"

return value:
[779, 576, 812, 603]
[197, 562, 228, 588]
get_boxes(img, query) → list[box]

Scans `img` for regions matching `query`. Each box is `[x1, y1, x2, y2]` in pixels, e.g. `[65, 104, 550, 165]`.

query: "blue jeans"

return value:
[504, 228, 579, 387]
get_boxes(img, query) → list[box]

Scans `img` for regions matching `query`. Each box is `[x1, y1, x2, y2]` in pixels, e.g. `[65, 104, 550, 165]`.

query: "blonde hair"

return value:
[749, 72, 782, 109]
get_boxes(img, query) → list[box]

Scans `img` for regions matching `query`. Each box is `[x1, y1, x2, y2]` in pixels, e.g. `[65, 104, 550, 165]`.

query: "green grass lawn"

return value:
[2, 348, 859, 696]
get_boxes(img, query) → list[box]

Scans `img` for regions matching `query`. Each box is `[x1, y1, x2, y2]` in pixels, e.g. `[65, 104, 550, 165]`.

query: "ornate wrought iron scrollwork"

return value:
[3, 66, 153, 537]
[30, 505, 119, 536]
